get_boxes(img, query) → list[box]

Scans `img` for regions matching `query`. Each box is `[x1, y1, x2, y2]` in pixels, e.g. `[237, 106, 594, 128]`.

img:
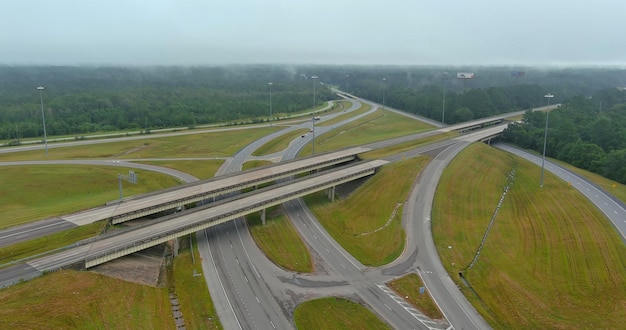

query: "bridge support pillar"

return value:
[326, 186, 336, 202]
[260, 208, 266, 225]
[173, 237, 180, 257]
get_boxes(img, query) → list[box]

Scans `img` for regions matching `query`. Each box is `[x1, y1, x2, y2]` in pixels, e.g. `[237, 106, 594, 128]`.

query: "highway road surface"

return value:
[197, 96, 457, 329]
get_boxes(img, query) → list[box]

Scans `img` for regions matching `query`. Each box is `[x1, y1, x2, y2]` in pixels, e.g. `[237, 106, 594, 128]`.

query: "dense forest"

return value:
[0, 66, 335, 140]
[317, 66, 626, 124]
[2, 65, 626, 153]
[502, 88, 626, 183]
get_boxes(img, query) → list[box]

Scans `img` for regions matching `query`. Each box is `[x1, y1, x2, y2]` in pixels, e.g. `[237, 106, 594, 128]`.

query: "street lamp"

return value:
[312, 117, 316, 155]
[442, 72, 448, 125]
[268, 82, 273, 127]
[37, 86, 48, 157]
[540, 93, 554, 188]
[382, 77, 387, 110]
[345, 74, 350, 93]
[311, 75, 318, 108]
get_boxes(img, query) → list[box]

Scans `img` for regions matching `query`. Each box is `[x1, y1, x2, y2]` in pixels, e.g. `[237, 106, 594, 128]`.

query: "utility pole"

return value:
[442, 72, 448, 125]
[37, 86, 48, 157]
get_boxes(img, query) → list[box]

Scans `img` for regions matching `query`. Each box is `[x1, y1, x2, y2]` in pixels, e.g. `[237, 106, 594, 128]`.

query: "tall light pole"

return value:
[442, 72, 448, 125]
[37, 86, 48, 157]
[345, 74, 349, 93]
[540, 93, 554, 188]
[311, 75, 318, 108]
[268, 82, 273, 127]
[311, 117, 316, 155]
[382, 77, 387, 110]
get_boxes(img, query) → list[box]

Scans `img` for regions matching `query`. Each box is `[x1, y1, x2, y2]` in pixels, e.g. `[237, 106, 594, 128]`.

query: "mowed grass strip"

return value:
[0, 270, 173, 329]
[0, 221, 106, 265]
[293, 297, 391, 330]
[140, 159, 224, 180]
[173, 236, 222, 330]
[315, 102, 371, 127]
[246, 206, 313, 273]
[251, 128, 309, 156]
[299, 109, 434, 156]
[388, 273, 444, 321]
[433, 143, 626, 329]
[304, 156, 429, 266]
[0, 165, 180, 229]
[0, 126, 280, 161]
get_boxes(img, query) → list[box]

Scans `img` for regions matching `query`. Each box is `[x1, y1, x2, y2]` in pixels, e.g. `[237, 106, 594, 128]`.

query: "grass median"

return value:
[294, 297, 391, 330]
[299, 109, 434, 156]
[0, 126, 280, 161]
[246, 206, 313, 273]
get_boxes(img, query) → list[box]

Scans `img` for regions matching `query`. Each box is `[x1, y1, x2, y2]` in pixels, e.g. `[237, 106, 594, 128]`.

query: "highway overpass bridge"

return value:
[1, 159, 387, 286]
[53, 147, 370, 226]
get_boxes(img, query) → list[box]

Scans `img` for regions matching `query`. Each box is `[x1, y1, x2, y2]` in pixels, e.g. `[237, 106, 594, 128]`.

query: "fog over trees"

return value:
[2, 65, 626, 183]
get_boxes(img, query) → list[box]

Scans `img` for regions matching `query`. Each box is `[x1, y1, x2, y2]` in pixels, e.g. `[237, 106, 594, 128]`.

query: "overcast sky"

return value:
[1, 0, 624, 67]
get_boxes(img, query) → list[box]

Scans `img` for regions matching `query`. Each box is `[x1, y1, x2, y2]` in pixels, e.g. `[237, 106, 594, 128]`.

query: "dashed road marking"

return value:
[376, 284, 450, 330]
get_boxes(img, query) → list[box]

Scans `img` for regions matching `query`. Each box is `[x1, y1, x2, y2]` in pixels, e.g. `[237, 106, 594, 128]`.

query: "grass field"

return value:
[173, 236, 222, 330]
[298, 109, 434, 156]
[315, 102, 372, 127]
[432, 143, 626, 329]
[0, 165, 181, 229]
[0, 270, 173, 329]
[0, 126, 280, 161]
[140, 159, 224, 180]
[304, 156, 430, 266]
[251, 128, 309, 157]
[293, 297, 391, 330]
[246, 206, 313, 273]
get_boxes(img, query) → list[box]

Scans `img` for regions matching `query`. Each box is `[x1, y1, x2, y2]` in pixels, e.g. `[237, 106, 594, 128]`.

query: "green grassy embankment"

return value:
[0, 270, 173, 329]
[173, 236, 222, 329]
[0, 165, 180, 229]
[251, 128, 309, 157]
[304, 156, 429, 266]
[432, 143, 626, 329]
[246, 206, 313, 273]
[293, 297, 391, 330]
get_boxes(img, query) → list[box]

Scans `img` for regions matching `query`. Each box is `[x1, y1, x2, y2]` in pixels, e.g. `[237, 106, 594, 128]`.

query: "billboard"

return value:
[511, 71, 526, 77]
[457, 72, 474, 79]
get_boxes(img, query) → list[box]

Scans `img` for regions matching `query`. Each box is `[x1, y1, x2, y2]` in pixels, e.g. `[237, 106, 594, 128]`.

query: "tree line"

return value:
[502, 88, 626, 183]
[0, 66, 334, 141]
